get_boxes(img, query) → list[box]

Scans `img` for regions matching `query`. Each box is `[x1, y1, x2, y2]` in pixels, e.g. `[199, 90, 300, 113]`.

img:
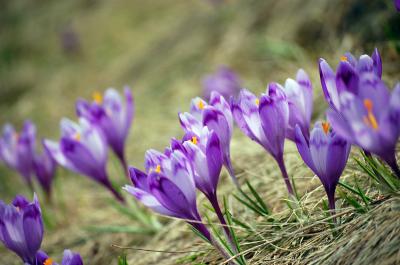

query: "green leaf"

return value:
[118, 254, 128, 265]
[246, 180, 269, 214]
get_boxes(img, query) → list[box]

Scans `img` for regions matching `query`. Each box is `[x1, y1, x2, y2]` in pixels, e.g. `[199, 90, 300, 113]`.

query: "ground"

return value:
[0, 0, 399, 264]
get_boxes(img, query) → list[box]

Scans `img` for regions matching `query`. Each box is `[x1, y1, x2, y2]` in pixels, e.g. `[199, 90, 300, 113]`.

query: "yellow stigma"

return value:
[363, 99, 378, 130]
[93, 91, 103, 104]
[44, 258, 53, 265]
[322, 122, 330, 135]
[191, 136, 198, 145]
[255, 98, 260, 106]
[155, 164, 161, 173]
[73, 133, 81, 141]
[198, 100, 205, 110]
[340, 55, 348, 62]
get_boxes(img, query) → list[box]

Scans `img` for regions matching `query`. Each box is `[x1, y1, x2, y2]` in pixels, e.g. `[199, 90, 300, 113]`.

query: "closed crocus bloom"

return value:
[327, 77, 400, 177]
[179, 91, 238, 187]
[0, 194, 43, 264]
[295, 122, 350, 212]
[319, 48, 382, 110]
[202, 66, 241, 101]
[124, 146, 211, 241]
[283, 69, 313, 142]
[76, 87, 134, 171]
[0, 121, 36, 188]
[34, 141, 57, 198]
[231, 84, 294, 196]
[44, 118, 124, 202]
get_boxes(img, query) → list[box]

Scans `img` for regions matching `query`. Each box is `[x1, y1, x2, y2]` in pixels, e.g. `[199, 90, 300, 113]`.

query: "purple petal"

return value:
[294, 125, 315, 173]
[205, 131, 223, 191]
[43, 140, 79, 174]
[371, 48, 382, 78]
[123, 185, 177, 217]
[259, 83, 289, 158]
[128, 167, 149, 191]
[22, 203, 43, 258]
[325, 132, 350, 190]
[148, 172, 197, 220]
[61, 249, 83, 265]
[319, 59, 340, 109]
[335, 60, 359, 95]
[202, 106, 231, 151]
[357, 55, 374, 74]
[327, 109, 355, 143]
[309, 124, 330, 179]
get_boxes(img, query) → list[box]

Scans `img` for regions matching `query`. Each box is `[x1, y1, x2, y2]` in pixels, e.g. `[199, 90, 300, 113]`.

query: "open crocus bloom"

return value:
[295, 122, 350, 211]
[37, 249, 84, 265]
[76, 87, 134, 170]
[33, 141, 57, 197]
[319, 48, 382, 111]
[283, 69, 313, 142]
[124, 143, 211, 241]
[231, 84, 294, 195]
[179, 91, 238, 187]
[44, 118, 124, 202]
[327, 77, 400, 176]
[0, 194, 43, 265]
[0, 121, 36, 188]
[202, 66, 241, 101]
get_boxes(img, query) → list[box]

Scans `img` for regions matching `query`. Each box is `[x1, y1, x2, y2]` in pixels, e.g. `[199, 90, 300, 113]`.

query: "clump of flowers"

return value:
[320, 50, 400, 178]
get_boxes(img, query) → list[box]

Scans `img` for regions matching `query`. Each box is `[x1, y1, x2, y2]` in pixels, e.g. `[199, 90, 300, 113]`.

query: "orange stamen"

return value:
[198, 100, 205, 110]
[363, 99, 379, 130]
[155, 165, 161, 173]
[340, 55, 348, 62]
[191, 136, 198, 145]
[44, 258, 53, 265]
[73, 133, 81, 141]
[322, 122, 330, 134]
[93, 91, 103, 105]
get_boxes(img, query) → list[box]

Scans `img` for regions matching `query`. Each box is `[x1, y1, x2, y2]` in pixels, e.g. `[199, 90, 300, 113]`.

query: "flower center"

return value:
[93, 91, 103, 105]
[340, 55, 348, 62]
[191, 136, 198, 145]
[73, 133, 81, 141]
[322, 122, 330, 134]
[363, 99, 378, 130]
[44, 258, 53, 265]
[198, 100, 205, 110]
[155, 164, 161, 173]
[255, 98, 260, 106]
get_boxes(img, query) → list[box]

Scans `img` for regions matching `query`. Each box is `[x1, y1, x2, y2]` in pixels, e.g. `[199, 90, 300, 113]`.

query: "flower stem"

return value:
[207, 192, 238, 254]
[276, 156, 294, 196]
[387, 159, 400, 179]
[327, 191, 336, 224]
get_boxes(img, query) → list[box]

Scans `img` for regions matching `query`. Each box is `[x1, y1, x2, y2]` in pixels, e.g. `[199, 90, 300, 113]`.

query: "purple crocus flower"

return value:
[319, 48, 382, 111]
[179, 91, 238, 187]
[327, 78, 400, 177]
[0, 194, 43, 264]
[231, 84, 295, 196]
[0, 121, 36, 188]
[182, 127, 238, 251]
[33, 141, 57, 198]
[295, 122, 350, 212]
[44, 118, 124, 202]
[37, 249, 84, 265]
[283, 69, 313, 142]
[76, 87, 134, 173]
[123, 145, 211, 241]
[395, 0, 400, 11]
[202, 66, 241, 101]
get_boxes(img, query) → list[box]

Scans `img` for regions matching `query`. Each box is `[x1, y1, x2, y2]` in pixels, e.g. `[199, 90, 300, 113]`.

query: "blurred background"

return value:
[0, 0, 399, 264]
